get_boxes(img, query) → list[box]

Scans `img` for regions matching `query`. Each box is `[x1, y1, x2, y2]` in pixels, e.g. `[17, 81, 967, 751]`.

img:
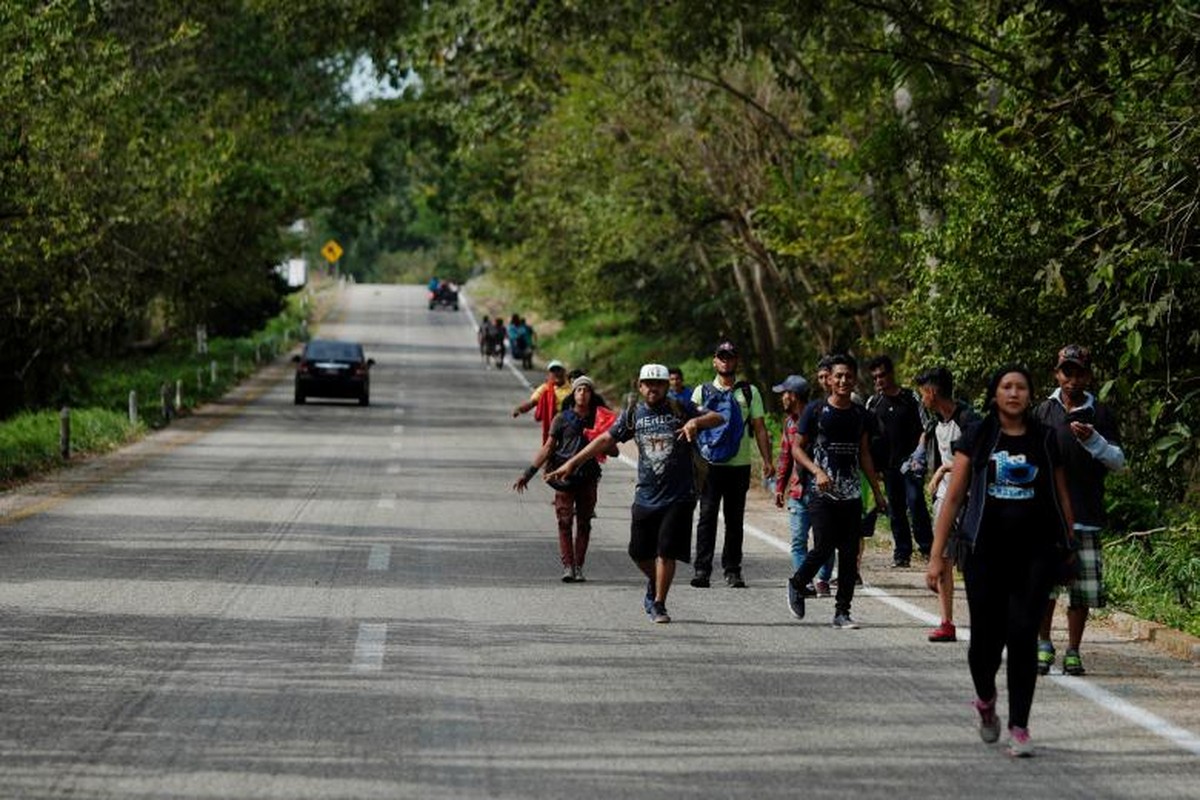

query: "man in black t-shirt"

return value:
[1032, 344, 1125, 677]
[787, 354, 888, 629]
[866, 355, 933, 568]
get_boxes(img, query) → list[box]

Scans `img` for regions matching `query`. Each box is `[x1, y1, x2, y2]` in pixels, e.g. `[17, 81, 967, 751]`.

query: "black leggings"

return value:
[962, 544, 1056, 729]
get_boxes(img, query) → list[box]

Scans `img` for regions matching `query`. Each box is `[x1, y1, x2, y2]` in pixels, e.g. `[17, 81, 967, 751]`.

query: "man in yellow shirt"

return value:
[512, 360, 571, 442]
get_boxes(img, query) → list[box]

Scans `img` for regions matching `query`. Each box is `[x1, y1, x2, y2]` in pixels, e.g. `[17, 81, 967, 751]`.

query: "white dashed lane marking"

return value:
[352, 623, 387, 672]
[367, 544, 391, 571]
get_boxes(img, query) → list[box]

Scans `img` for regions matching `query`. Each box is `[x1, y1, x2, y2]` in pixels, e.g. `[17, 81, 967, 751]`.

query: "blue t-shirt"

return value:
[798, 400, 869, 500]
[607, 398, 700, 508]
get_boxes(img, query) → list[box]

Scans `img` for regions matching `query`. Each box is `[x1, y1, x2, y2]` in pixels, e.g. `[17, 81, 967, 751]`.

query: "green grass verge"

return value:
[0, 288, 318, 486]
[0, 408, 142, 483]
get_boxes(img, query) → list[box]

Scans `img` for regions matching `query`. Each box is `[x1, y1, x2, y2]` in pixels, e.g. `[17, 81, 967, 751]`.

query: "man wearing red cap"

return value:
[1033, 344, 1125, 676]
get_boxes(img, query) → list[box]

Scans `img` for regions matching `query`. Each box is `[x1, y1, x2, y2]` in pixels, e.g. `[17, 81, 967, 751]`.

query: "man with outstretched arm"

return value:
[547, 364, 722, 624]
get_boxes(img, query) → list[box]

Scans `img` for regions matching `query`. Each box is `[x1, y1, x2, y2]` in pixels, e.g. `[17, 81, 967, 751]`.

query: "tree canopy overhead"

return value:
[3, 1, 1198, 497]
[400, 0, 1200, 496]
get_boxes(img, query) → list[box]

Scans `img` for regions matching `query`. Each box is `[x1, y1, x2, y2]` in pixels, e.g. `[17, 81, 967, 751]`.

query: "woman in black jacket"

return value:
[926, 365, 1075, 758]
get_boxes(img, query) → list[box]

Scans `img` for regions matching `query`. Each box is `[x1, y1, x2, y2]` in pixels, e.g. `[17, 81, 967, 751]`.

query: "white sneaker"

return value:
[1007, 726, 1034, 758]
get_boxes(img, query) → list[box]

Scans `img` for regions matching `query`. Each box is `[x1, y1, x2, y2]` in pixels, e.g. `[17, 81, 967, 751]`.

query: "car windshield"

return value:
[305, 341, 362, 361]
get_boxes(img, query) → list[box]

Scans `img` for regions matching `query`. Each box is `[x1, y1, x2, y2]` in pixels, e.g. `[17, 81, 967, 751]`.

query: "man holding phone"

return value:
[1032, 344, 1126, 676]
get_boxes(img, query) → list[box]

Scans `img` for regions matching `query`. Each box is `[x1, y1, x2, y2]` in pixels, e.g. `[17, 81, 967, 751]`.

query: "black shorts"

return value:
[628, 501, 695, 563]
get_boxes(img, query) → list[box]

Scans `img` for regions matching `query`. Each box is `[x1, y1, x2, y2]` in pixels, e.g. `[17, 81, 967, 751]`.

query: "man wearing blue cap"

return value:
[772, 374, 819, 597]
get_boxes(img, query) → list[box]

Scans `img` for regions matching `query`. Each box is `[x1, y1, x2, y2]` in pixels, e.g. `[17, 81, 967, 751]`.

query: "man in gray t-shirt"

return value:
[547, 364, 721, 624]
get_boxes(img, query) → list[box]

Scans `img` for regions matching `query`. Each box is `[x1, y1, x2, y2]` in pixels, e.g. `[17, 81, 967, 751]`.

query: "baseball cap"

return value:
[772, 375, 809, 394]
[546, 359, 565, 371]
[714, 341, 738, 357]
[1055, 344, 1091, 371]
[571, 375, 594, 391]
[638, 363, 670, 382]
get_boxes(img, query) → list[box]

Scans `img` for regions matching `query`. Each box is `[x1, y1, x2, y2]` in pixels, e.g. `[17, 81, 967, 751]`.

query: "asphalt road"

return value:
[0, 283, 1196, 799]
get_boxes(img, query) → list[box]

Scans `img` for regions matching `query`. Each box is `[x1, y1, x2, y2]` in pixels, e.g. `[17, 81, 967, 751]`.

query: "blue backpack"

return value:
[696, 382, 753, 464]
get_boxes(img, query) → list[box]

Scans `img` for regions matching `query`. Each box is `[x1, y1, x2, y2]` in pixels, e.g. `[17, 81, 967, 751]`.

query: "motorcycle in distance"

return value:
[428, 282, 459, 311]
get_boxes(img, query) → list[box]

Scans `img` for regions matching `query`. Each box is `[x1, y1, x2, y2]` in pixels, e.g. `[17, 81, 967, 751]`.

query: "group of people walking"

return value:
[509, 340, 1124, 758]
[478, 314, 536, 369]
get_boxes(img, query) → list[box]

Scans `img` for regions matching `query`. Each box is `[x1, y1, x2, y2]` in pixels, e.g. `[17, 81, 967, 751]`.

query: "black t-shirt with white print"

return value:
[798, 400, 868, 501]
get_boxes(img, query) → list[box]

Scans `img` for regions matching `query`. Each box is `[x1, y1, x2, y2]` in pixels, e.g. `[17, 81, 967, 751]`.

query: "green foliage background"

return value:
[3, 2, 1197, 629]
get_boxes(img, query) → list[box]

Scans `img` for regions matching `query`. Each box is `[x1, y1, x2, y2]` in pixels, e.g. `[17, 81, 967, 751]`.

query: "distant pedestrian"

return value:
[546, 364, 721, 624]
[513, 376, 610, 582]
[667, 367, 691, 404]
[926, 365, 1076, 757]
[786, 354, 888, 629]
[512, 360, 571, 442]
[772, 375, 815, 586]
[1033, 345, 1125, 677]
[915, 367, 980, 643]
[478, 316, 491, 362]
[867, 355, 933, 568]
[690, 341, 773, 589]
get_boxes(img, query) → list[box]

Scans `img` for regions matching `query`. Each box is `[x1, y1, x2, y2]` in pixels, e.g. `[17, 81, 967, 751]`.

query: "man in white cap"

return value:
[547, 364, 722, 624]
[512, 360, 571, 442]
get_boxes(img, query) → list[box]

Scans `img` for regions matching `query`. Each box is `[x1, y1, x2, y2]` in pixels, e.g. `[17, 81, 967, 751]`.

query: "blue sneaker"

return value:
[643, 579, 655, 616]
[650, 601, 671, 624]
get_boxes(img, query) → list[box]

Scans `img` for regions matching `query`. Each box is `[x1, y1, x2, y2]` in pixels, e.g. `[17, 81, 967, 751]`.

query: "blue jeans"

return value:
[884, 468, 933, 562]
[787, 496, 833, 579]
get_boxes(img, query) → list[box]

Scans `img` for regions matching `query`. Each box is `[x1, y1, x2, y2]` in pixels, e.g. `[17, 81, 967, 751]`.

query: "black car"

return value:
[293, 339, 375, 406]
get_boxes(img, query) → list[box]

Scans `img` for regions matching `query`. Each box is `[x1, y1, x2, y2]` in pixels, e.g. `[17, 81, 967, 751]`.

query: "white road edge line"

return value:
[469, 291, 1200, 756]
[352, 623, 387, 672]
[626, 441, 1200, 753]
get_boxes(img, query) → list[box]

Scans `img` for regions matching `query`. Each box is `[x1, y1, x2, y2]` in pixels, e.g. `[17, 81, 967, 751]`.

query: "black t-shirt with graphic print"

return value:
[798, 400, 869, 501]
[965, 428, 1060, 554]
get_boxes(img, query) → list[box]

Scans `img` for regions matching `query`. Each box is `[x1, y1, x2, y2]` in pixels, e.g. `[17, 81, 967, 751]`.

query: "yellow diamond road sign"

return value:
[321, 240, 343, 263]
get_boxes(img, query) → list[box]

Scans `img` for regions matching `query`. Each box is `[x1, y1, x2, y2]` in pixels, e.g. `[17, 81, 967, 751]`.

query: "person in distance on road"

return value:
[771, 374, 816, 588]
[512, 360, 571, 442]
[1033, 344, 1125, 678]
[667, 367, 691, 404]
[866, 354, 933, 569]
[915, 366, 981, 643]
[926, 365, 1075, 758]
[546, 364, 722, 624]
[513, 376, 612, 583]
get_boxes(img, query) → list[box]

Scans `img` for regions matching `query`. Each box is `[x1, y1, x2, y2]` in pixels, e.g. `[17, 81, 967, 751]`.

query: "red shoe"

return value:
[928, 620, 957, 642]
